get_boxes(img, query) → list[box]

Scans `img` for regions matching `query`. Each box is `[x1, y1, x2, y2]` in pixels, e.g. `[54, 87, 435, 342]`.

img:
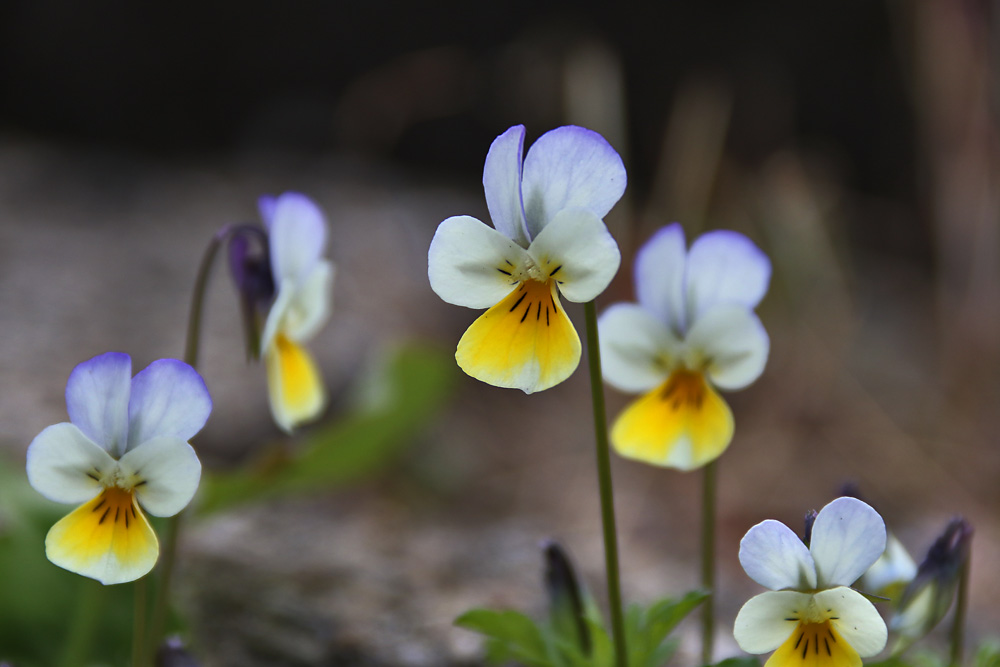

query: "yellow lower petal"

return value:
[266, 333, 326, 432]
[456, 280, 580, 393]
[766, 621, 861, 667]
[45, 487, 158, 585]
[610, 370, 733, 470]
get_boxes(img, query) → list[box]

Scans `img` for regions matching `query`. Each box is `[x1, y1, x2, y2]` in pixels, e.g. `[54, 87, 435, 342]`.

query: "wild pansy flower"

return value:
[734, 497, 888, 667]
[428, 124, 625, 393]
[598, 224, 770, 470]
[249, 192, 334, 432]
[25, 352, 210, 585]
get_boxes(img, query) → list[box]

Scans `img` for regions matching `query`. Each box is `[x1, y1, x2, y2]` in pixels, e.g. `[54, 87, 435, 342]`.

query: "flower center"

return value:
[658, 369, 707, 409]
[768, 620, 860, 667]
[90, 486, 139, 530]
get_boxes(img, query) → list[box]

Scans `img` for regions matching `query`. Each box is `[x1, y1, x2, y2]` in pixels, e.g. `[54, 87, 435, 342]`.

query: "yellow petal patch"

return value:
[610, 370, 734, 470]
[766, 622, 861, 667]
[456, 280, 580, 393]
[45, 487, 158, 585]
[266, 333, 326, 432]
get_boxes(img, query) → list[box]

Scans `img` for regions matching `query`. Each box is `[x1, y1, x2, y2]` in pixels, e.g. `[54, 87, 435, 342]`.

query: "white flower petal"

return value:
[26, 423, 116, 505]
[260, 281, 295, 356]
[684, 305, 769, 390]
[268, 192, 327, 282]
[811, 497, 886, 588]
[598, 303, 678, 392]
[813, 587, 888, 656]
[483, 125, 530, 247]
[861, 532, 917, 596]
[119, 437, 202, 517]
[65, 352, 132, 456]
[279, 260, 335, 343]
[734, 590, 812, 654]
[685, 230, 771, 319]
[527, 208, 620, 303]
[127, 359, 212, 449]
[740, 519, 817, 591]
[634, 223, 688, 331]
[428, 215, 531, 308]
[521, 125, 626, 238]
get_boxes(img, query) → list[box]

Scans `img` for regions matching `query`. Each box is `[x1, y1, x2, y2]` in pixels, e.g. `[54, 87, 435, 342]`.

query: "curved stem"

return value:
[949, 550, 970, 667]
[583, 300, 628, 667]
[149, 226, 230, 655]
[700, 460, 718, 665]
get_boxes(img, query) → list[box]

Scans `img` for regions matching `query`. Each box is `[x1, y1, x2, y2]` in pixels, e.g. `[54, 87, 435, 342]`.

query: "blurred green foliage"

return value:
[456, 590, 708, 667]
[197, 343, 456, 513]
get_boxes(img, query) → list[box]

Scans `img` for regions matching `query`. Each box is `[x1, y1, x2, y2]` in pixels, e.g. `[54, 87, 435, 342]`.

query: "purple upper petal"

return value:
[520, 125, 626, 239]
[65, 352, 132, 457]
[258, 195, 278, 230]
[634, 223, 688, 332]
[483, 125, 530, 247]
[127, 359, 212, 450]
[684, 230, 771, 320]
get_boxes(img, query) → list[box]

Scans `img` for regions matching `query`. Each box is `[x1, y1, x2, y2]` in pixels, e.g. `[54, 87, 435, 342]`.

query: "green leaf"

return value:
[197, 344, 456, 513]
[622, 590, 708, 667]
[456, 609, 552, 666]
[975, 641, 1000, 667]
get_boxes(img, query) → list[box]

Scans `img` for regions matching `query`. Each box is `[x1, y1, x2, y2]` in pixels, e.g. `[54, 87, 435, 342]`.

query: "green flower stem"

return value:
[583, 300, 628, 667]
[149, 226, 229, 655]
[60, 579, 103, 667]
[949, 549, 971, 667]
[700, 459, 717, 665]
[132, 577, 148, 667]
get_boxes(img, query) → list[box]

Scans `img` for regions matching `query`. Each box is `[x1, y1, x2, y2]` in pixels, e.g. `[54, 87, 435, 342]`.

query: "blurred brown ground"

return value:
[2, 1, 1000, 664]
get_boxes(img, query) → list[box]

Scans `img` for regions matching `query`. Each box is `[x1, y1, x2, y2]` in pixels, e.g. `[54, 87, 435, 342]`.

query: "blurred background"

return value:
[1, 0, 999, 664]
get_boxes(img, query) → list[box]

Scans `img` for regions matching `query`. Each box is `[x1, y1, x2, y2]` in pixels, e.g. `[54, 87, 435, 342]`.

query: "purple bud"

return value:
[156, 636, 202, 667]
[803, 510, 818, 547]
[892, 517, 973, 640]
[227, 225, 274, 360]
[541, 540, 591, 655]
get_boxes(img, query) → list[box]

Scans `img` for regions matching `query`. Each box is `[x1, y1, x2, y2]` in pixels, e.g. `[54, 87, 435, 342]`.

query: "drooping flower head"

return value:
[248, 192, 335, 432]
[890, 517, 972, 648]
[25, 352, 210, 585]
[428, 124, 626, 393]
[734, 497, 888, 667]
[598, 224, 771, 470]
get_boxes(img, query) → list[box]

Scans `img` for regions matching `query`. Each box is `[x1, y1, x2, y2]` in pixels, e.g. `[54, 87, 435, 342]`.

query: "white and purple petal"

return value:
[279, 260, 334, 343]
[258, 195, 278, 230]
[683, 305, 769, 391]
[26, 423, 117, 505]
[634, 224, 689, 332]
[483, 125, 530, 247]
[733, 590, 811, 654]
[739, 518, 817, 591]
[119, 437, 202, 517]
[810, 497, 887, 588]
[65, 352, 132, 457]
[268, 192, 327, 282]
[127, 359, 212, 449]
[598, 303, 679, 393]
[527, 208, 620, 303]
[521, 125, 626, 239]
[428, 215, 532, 309]
[685, 230, 771, 320]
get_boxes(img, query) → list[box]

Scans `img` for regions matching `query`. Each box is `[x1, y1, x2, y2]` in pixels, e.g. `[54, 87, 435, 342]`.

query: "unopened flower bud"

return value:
[542, 540, 591, 656]
[227, 225, 274, 360]
[891, 517, 973, 645]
